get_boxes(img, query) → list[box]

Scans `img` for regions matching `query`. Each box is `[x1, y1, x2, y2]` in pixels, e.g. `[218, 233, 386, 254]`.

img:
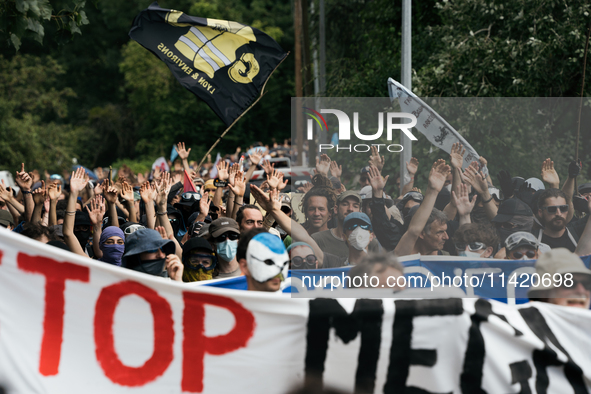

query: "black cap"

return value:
[74, 211, 92, 226]
[578, 182, 591, 194]
[182, 237, 214, 262]
[491, 198, 533, 223]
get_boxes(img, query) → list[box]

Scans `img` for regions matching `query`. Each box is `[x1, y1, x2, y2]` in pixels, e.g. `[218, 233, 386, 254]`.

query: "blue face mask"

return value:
[216, 240, 238, 262]
[100, 244, 125, 266]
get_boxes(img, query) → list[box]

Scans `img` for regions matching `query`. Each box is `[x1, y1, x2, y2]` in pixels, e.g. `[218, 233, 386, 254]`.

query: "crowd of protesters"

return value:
[0, 139, 589, 309]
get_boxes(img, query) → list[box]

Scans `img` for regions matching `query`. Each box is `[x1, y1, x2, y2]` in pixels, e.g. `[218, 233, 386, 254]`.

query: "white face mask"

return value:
[458, 250, 483, 258]
[348, 227, 371, 250]
[246, 233, 289, 283]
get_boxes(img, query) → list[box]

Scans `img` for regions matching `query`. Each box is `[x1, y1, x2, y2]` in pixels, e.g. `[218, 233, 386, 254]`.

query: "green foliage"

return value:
[0, 54, 87, 172]
[1, 0, 90, 50]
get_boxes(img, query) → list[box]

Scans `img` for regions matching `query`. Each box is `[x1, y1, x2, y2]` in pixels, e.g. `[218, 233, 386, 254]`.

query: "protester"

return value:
[453, 223, 498, 258]
[121, 228, 183, 281]
[504, 231, 540, 260]
[347, 253, 405, 290]
[182, 236, 217, 282]
[238, 231, 289, 292]
[208, 218, 242, 278]
[528, 248, 591, 309]
[534, 188, 578, 251]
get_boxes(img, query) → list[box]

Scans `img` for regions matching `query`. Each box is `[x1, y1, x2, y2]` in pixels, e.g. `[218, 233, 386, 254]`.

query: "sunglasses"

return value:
[181, 192, 201, 202]
[213, 232, 239, 243]
[290, 255, 318, 269]
[455, 242, 486, 252]
[564, 277, 591, 291]
[344, 223, 372, 232]
[541, 205, 568, 214]
[124, 224, 145, 235]
[509, 250, 536, 259]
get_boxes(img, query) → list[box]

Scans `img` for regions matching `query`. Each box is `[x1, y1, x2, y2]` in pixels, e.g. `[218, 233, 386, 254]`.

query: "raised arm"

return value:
[103, 180, 119, 228]
[400, 157, 419, 197]
[575, 197, 591, 256]
[212, 161, 229, 209]
[176, 142, 192, 174]
[562, 160, 580, 224]
[244, 148, 264, 183]
[139, 181, 156, 229]
[155, 172, 175, 238]
[120, 181, 137, 223]
[443, 143, 465, 220]
[63, 168, 88, 257]
[229, 171, 246, 221]
[87, 196, 106, 259]
[464, 165, 498, 221]
[15, 163, 34, 222]
[47, 183, 61, 226]
[394, 160, 450, 257]
[541, 158, 560, 189]
[452, 183, 476, 226]
[31, 181, 46, 224]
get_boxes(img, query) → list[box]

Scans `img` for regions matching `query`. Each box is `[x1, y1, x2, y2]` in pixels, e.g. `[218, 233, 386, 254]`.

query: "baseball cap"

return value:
[208, 218, 240, 238]
[0, 210, 14, 227]
[359, 186, 372, 200]
[528, 248, 591, 297]
[343, 212, 372, 229]
[491, 198, 533, 223]
[182, 236, 214, 262]
[337, 190, 362, 204]
[578, 182, 591, 194]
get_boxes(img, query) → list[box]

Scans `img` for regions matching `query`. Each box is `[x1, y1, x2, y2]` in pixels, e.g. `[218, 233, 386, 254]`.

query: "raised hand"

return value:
[140, 182, 154, 203]
[217, 160, 230, 181]
[250, 184, 281, 213]
[229, 162, 239, 186]
[155, 172, 173, 206]
[104, 184, 119, 205]
[155, 225, 168, 240]
[87, 196, 106, 226]
[199, 191, 211, 214]
[249, 148, 264, 166]
[428, 159, 451, 192]
[368, 145, 385, 171]
[70, 167, 89, 194]
[450, 143, 465, 169]
[165, 254, 184, 282]
[568, 159, 582, 179]
[297, 182, 313, 193]
[406, 157, 419, 176]
[229, 171, 246, 197]
[276, 171, 288, 191]
[266, 168, 284, 190]
[478, 156, 488, 168]
[329, 160, 342, 178]
[176, 142, 191, 160]
[368, 165, 388, 192]
[315, 154, 331, 176]
[262, 159, 275, 175]
[541, 158, 559, 188]
[452, 183, 476, 216]
[464, 166, 488, 195]
[15, 163, 33, 192]
[32, 181, 46, 205]
[0, 181, 12, 202]
[120, 181, 134, 202]
[496, 170, 513, 199]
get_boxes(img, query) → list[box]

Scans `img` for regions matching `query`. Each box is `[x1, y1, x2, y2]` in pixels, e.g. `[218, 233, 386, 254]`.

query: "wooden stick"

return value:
[196, 52, 290, 171]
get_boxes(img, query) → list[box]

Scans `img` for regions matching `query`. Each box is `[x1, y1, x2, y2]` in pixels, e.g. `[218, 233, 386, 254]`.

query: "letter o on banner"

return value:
[94, 281, 174, 386]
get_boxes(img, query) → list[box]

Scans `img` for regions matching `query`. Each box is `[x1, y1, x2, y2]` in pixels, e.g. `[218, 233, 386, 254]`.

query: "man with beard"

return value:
[300, 187, 335, 236]
[535, 189, 577, 252]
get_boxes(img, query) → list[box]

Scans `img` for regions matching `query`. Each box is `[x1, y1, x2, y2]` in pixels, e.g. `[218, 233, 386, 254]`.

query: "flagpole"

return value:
[400, 0, 412, 196]
[197, 53, 290, 170]
[575, 17, 591, 195]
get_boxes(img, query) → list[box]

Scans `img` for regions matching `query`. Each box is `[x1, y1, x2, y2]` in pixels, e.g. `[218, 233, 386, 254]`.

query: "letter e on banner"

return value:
[17, 253, 90, 376]
[182, 292, 256, 393]
[94, 281, 174, 386]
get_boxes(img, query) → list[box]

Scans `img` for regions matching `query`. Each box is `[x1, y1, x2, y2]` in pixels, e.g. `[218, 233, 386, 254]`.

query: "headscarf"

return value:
[98, 226, 125, 266]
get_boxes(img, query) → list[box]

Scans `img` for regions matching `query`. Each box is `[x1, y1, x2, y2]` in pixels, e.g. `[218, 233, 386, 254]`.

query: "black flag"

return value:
[129, 2, 288, 126]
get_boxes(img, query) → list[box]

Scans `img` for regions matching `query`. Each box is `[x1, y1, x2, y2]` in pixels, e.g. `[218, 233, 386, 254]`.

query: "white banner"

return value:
[388, 78, 486, 172]
[0, 228, 590, 393]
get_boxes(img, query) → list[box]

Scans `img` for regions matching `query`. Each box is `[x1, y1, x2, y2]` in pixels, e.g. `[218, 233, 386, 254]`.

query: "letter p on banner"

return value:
[182, 292, 256, 392]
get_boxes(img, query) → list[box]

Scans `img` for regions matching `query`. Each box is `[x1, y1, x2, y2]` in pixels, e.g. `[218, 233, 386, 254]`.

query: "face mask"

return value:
[458, 250, 483, 258]
[183, 268, 212, 282]
[444, 184, 452, 192]
[348, 227, 371, 250]
[246, 233, 289, 283]
[100, 244, 125, 266]
[75, 231, 91, 249]
[131, 258, 168, 277]
[216, 240, 238, 262]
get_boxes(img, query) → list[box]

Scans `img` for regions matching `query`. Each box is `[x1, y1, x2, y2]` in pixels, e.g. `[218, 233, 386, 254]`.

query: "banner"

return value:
[0, 229, 590, 393]
[129, 2, 288, 126]
[388, 78, 485, 171]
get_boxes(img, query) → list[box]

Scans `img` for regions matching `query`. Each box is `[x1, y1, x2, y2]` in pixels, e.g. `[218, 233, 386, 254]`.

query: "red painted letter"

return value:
[94, 280, 174, 386]
[17, 253, 90, 376]
[182, 292, 256, 392]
